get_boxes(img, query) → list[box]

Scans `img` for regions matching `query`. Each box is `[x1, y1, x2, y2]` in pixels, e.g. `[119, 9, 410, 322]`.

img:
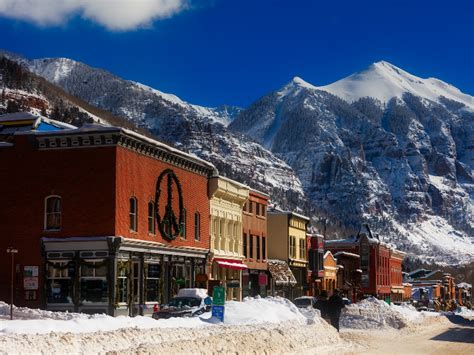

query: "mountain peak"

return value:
[318, 61, 474, 109]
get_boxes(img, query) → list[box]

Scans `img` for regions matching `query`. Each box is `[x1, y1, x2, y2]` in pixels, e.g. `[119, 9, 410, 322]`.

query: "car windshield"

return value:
[294, 298, 312, 307]
[167, 297, 201, 308]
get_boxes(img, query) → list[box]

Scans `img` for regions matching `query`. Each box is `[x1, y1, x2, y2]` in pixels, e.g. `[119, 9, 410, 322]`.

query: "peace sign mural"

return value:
[155, 169, 184, 241]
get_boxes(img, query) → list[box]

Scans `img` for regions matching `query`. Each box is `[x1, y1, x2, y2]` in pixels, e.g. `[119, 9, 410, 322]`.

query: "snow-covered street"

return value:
[1, 297, 473, 354]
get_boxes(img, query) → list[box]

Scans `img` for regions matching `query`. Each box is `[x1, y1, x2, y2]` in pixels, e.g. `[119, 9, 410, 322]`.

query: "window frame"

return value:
[129, 197, 138, 232]
[148, 201, 155, 235]
[44, 195, 62, 231]
[194, 212, 200, 241]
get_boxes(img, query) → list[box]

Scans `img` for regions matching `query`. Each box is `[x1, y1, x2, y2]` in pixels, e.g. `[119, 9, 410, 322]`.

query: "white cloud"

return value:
[0, 0, 188, 30]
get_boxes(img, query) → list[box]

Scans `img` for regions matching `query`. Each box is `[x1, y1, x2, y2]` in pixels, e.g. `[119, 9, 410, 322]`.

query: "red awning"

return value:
[214, 258, 247, 270]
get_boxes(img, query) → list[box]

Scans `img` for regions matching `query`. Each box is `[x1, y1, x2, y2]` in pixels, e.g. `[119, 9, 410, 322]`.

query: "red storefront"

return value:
[325, 226, 400, 300]
[307, 233, 325, 296]
[242, 189, 270, 297]
[0, 122, 214, 316]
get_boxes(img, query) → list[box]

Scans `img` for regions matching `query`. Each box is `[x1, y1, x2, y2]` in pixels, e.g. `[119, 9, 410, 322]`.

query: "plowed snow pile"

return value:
[341, 297, 442, 330]
[0, 298, 345, 354]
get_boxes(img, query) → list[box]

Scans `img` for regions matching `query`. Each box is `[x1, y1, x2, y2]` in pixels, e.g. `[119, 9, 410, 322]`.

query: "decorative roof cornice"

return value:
[24, 125, 217, 176]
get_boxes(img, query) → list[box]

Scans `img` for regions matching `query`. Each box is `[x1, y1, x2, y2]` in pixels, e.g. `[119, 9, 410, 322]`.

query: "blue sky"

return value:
[1, 0, 473, 107]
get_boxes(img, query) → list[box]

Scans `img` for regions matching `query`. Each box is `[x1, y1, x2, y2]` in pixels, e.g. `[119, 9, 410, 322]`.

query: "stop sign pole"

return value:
[6, 247, 18, 320]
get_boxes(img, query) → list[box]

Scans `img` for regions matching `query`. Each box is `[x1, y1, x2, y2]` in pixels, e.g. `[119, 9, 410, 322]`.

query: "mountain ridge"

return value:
[2, 50, 473, 265]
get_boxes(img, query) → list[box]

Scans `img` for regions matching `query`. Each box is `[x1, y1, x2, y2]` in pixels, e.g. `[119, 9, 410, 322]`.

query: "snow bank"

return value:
[341, 298, 441, 330]
[0, 297, 307, 335]
[0, 299, 344, 354]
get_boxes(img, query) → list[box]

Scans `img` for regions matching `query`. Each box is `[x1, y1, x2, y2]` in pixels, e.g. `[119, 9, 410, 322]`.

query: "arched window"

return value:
[45, 196, 62, 231]
[181, 208, 187, 239]
[148, 201, 155, 234]
[130, 197, 138, 232]
[194, 212, 200, 241]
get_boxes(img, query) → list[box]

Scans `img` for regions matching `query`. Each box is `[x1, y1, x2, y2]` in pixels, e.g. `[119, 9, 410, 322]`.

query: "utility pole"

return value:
[6, 247, 18, 320]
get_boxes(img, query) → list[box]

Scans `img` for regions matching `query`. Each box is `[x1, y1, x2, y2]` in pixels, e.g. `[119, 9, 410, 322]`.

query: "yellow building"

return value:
[323, 251, 337, 297]
[208, 176, 249, 301]
[267, 211, 309, 298]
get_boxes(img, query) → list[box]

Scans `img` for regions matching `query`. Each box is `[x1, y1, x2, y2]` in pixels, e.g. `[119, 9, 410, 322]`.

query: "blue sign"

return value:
[212, 305, 225, 322]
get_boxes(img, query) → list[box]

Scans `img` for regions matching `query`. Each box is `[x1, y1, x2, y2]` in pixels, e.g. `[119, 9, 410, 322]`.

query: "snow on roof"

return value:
[267, 209, 310, 221]
[323, 250, 332, 258]
[267, 259, 297, 286]
[333, 251, 360, 259]
[457, 282, 472, 289]
[0, 112, 38, 122]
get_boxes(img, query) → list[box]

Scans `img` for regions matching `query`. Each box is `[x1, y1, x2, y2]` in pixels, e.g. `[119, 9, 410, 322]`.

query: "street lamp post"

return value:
[6, 247, 18, 320]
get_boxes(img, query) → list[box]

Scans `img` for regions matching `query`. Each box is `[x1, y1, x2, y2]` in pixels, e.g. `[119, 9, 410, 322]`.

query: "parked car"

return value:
[293, 296, 317, 308]
[342, 297, 352, 306]
[152, 288, 212, 319]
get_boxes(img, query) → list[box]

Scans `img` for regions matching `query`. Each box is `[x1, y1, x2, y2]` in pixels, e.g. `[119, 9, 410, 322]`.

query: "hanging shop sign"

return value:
[155, 169, 184, 241]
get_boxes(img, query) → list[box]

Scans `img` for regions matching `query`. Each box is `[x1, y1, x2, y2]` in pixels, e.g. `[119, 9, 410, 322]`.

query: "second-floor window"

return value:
[243, 233, 248, 258]
[130, 197, 137, 232]
[299, 239, 306, 260]
[194, 212, 200, 241]
[249, 234, 254, 259]
[262, 236, 266, 260]
[45, 196, 62, 231]
[148, 201, 155, 234]
[256, 236, 261, 260]
[181, 209, 187, 239]
[289, 236, 296, 258]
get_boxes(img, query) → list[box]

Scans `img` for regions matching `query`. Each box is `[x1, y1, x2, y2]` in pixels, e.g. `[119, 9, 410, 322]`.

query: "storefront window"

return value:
[80, 260, 108, 303]
[145, 263, 161, 302]
[117, 261, 129, 304]
[46, 261, 74, 304]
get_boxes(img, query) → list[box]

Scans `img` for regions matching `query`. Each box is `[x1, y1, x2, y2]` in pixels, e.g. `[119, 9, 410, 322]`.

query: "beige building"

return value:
[267, 211, 309, 298]
[208, 176, 249, 301]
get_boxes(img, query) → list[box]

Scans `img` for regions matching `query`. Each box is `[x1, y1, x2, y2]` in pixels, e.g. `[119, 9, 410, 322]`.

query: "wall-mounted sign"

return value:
[155, 169, 184, 241]
[24, 266, 38, 277]
[258, 273, 268, 286]
[23, 277, 38, 290]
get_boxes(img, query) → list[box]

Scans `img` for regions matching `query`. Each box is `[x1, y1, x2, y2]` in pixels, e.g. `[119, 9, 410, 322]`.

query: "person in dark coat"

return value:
[327, 289, 345, 332]
[314, 290, 329, 321]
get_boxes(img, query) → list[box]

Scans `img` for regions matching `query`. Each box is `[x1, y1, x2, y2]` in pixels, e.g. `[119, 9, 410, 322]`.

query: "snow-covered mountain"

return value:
[1, 52, 305, 210]
[4, 51, 472, 264]
[27, 57, 241, 127]
[317, 61, 474, 110]
[231, 62, 474, 264]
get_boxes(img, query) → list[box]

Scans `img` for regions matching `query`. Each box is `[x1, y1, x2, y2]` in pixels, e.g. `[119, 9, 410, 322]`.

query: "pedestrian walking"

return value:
[327, 289, 345, 332]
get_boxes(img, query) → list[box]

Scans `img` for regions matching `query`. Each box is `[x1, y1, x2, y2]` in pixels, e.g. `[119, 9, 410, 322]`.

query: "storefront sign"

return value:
[155, 169, 184, 241]
[195, 273, 208, 283]
[24, 266, 38, 277]
[226, 279, 240, 288]
[212, 286, 226, 306]
[212, 305, 225, 322]
[23, 277, 38, 290]
[258, 273, 268, 286]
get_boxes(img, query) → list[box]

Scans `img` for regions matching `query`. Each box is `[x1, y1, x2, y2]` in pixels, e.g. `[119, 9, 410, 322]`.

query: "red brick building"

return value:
[307, 233, 325, 296]
[325, 226, 403, 301]
[0, 120, 215, 316]
[242, 190, 270, 297]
